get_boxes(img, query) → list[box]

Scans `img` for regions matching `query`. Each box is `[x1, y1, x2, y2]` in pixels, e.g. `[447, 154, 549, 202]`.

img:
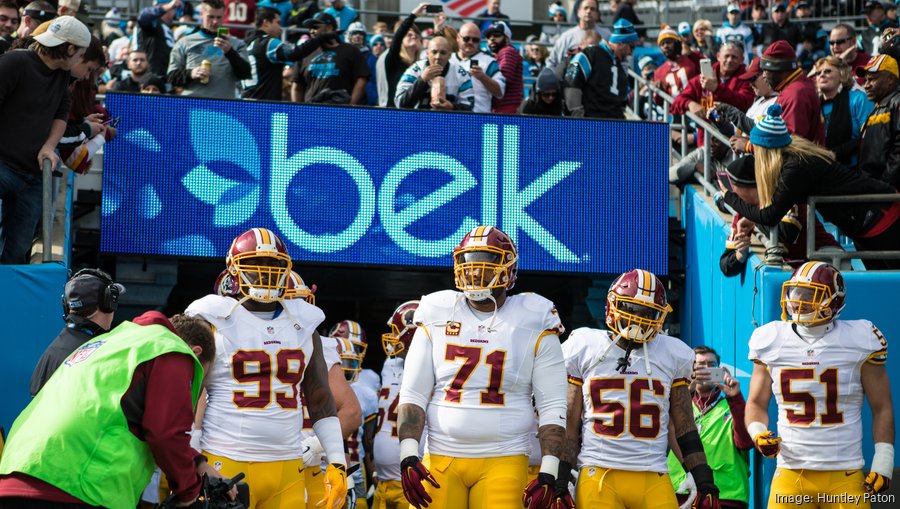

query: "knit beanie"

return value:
[750, 103, 793, 148]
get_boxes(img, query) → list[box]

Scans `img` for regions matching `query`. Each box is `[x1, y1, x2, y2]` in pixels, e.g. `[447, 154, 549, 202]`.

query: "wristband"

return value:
[312, 416, 346, 465]
[747, 421, 768, 439]
[872, 442, 894, 477]
[539, 455, 560, 477]
[400, 438, 420, 460]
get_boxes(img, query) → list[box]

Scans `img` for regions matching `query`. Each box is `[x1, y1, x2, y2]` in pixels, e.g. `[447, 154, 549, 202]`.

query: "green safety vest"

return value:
[667, 395, 750, 504]
[0, 321, 203, 509]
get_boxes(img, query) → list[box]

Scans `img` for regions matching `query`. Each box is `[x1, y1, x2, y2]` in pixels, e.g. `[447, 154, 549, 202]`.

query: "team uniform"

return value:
[346, 381, 378, 508]
[373, 357, 407, 509]
[565, 42, 630, 119]
[749, 320, 888, 508]
[399, 290, 567, 509]
[300, 336, 341, 509]
[186, 294, 325, 509]
[563, 327, 694, 509]
[653, 55, 699, 98]
[242, 34, 322, 100]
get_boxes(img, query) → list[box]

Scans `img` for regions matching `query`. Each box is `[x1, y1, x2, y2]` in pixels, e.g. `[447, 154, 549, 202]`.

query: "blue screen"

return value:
[102, 94, 669, 274]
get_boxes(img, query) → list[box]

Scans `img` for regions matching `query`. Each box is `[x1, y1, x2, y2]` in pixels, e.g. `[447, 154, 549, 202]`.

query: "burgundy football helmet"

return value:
[213, 268, 240, 298]
[284, 270, 316, 305]
[453, 225, 518, 301]
[781, 261, 845, 325]
[605, 269, 672, 343]
[329, 320, 368, 359]
[226, 228, 292, 302]
[382, 300, 419, 357]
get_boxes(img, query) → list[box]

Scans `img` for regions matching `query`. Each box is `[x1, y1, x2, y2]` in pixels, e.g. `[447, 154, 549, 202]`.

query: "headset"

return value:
[62, 268, 121, 316]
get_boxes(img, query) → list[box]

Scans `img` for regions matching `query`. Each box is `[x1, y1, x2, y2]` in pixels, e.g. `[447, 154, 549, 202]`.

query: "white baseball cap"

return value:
[35, 16, 91, 48]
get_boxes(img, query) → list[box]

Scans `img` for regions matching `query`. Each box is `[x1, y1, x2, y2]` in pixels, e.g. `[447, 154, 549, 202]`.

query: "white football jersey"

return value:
[186, 295, 325, 462]
[562, 328, 694, 473]
[347, 381, 379, 465]
[374, 357, 405, 481]
[300, 336, 341, 440]
[749, 319, 888, 470]
[359, 368, 381, 394]
[400, 290, 566, 458]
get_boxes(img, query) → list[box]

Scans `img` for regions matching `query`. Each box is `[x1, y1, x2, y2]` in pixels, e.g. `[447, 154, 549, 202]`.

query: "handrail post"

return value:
[702, 135, 711, 193]
[633, 82, 640, 117]
[41, 158, 53, 263]
[807, 196, 817, 262]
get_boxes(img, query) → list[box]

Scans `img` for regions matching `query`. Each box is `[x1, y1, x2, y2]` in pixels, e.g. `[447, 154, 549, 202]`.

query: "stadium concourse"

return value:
[0, 0, 898, 509]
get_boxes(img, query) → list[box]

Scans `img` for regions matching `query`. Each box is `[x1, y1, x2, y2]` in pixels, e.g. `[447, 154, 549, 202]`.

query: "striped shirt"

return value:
[492, 45, 524, 114]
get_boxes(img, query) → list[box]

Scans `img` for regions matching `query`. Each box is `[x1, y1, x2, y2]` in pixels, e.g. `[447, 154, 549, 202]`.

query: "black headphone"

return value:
[62, 268, 121, 316]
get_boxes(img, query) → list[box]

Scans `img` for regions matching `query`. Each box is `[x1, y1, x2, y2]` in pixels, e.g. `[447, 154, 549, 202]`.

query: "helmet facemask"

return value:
[229, 253, 292, 303]
[781, 281, 836, 325]
[607, 294, 671, 343]
[453, 248, 515, 302]
[382, 322, 408, 357]
[285, 271, 316, 304]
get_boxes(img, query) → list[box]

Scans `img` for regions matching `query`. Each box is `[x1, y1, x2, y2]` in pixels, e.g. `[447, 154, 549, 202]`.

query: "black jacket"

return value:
[761, 21, 801, 48]
[859, 89, 900, 189]
[30, 315, 105, 396]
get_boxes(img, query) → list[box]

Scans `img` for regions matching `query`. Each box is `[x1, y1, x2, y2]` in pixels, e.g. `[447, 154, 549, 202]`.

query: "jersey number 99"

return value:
[232, 349, 306, 409]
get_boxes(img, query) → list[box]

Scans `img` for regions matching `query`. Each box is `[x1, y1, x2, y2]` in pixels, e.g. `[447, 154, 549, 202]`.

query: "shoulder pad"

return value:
[841, 319, 889, 354]
[280, 299, 326, 332]
[747, 322, 782, 362]
[507, 293, 565, 334]
[186, 294, 242, 320]
[655, 333, 696, 363]
[414, 290, 463, 326]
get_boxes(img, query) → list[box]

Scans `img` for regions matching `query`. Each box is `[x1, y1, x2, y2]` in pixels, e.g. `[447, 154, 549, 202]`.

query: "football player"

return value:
[561, 269, 720, 509]
[186, 228, 349, 509]
[331, 320, 382, 398]
[745, 262, 894, 508]
[373, 301, 420, 509]
[397, 225, 569, 509]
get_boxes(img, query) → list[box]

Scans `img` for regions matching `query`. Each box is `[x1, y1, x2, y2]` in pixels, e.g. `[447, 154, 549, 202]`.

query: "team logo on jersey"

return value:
[64, 340, 106, 367]
[445, 321, 461, 336]
[213, 461, 223, 471]
[266, 326, 275, 335]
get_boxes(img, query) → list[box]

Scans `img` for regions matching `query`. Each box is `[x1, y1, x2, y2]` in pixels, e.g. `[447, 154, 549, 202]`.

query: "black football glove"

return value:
[400, 456, 439, 509]
[689, 464, 720, 509]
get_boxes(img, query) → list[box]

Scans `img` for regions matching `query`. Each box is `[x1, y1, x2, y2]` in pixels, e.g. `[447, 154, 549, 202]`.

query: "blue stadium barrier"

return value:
[0, 263, 68, 430]
[680, 185, 900, 507]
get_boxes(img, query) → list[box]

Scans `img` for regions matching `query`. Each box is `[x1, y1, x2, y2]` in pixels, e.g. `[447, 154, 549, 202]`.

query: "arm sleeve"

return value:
[490, 56, 508, 98]
[714, 78, 755, 112]
[398, 327, 434, 410]
[725, 392, 755, 450]
[142, 354, 203, 504]
[138, 5, 166, 27]
[386, 14, 416, 68]
[225, 40, 252, 80]
[166, 43, 192, 86]
[670, 76, 701, 115]
[723, 164, 807, 226]
[532, 333, 567, 429]
[719, 248, 746, 277]
[718, 102, 755, 132]
[775, 205, 803, 245]
[281, 36, 325, 62]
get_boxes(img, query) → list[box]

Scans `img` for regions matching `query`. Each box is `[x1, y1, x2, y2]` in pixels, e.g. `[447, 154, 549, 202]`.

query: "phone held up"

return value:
[217, 27, 229, 38]
[716, 171, 734, 193]
[425, 4, 443, 13]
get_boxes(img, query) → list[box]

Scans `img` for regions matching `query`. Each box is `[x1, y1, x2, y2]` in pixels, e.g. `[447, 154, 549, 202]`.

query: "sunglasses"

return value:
[461, 36, 480, 43]
[829, 37, 850, 46]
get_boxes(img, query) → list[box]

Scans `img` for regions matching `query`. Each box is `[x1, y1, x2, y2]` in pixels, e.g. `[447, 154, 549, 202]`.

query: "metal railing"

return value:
[807, 194, 900, 265]
[40, 159, 74, 266]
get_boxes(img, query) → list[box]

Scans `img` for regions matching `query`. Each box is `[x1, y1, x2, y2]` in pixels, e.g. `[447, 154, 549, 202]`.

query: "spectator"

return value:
[395, 35, 474, 110]
[0, 0, 16, 54]
[555, 29, 599, 77]
[100, 7, 125, 46]
[109, 49, 154, 92]
[861, 1, 898, 56]
[451, 22, 505, 113]
[324, 0, 356, 31]
[345, 21, 378, 105]
[716, 156, 840, 276]
[635, 54, 663, 118]
[135, 0, 183, 77]
[56, 0, 79, 18]
[692, 19, 716, 60]
[540, 3, 568, 44]
[485, 21, 523, 113]
[666, 346, 753, 508]
[0, 16, 89, 265]
[0, 312, 217, 509]
[611, 0, 645, 40]
[370, 34, 386, 57]
[15, 1, 56, 41]
[376, 3, 424, 107]
[141, 74, 166, 93]
[858, 54, 900, 188]
[830, 24, 870, 85]
[291, 11, 369, 104]
[223, 0, 256, 37]
[29, 269, 125, 395]
[794, 2, 824, 54]
[431, 10, 459, 54]
[669, 135, 730, 186]
[107, 16, 135, 65]
[722, 104, 900, 270]
[548, 0, 611, 72]
[564, 18, 637, 119]
[172, 2, 197, 40]
[167, 0, 251, 99]
[477, 0, 509, 33]
[815, 56, 874, 167]
[761, 2, 800, 49]
[714, 58, 779, 152]
[524, 35, 549, 77]
[761, 40, 825, 144]
[241, 8, 333, 100]
[673, 42, 754, 116]
[749, 2, 767, 53]
[519, 67, 566, 116]
[654, 26, 699, 97]
[890, 0, 899, 23]
[372, 20, 388, 35]
[717, 4, 754, 65]
[677, 20, 693, 55]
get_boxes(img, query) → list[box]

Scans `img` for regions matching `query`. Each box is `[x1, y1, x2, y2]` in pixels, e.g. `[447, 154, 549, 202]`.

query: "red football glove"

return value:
[690, 464, 720, 509]
[523, 472, 555, 509]
[401, 456, 439, 509]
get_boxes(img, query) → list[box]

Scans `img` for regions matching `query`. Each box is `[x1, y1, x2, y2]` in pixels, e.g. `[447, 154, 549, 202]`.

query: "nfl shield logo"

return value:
[65, 340, 106, 367]
[267, 326, 275, 335]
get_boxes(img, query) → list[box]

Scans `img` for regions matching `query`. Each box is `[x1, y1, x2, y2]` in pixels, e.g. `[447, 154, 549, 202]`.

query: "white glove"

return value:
[346, 473, 357, 509]
[301, 436, 325, 467]
[676, 472, 697, 509]
[189, 428, 202, 451]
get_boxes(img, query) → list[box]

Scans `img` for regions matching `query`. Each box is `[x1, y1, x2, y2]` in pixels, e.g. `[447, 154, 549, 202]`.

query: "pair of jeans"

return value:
[0, 160, 43, 264]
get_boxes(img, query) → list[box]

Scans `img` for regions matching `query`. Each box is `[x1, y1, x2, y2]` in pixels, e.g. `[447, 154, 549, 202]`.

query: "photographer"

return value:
[0, 312, 223, 509]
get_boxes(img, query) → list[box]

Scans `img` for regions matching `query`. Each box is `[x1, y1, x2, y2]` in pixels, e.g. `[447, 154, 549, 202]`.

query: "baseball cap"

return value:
[302, 11, 337, 28]
[63, 269, 125, 314]
[484, 21, 512, 39]
[795, 1, 811, 9]
[724, 156, 756, 186]
[760, 40, 798, 71]
[346, 21, 366, 34]
[727, 4, 742, 13]
[638, 55, 657, 70]
[865, 0, 885, 11]
[34, 16, 91, 48]
[739, 56, 762, 80]
[771, 1, 788, 11]
[856, 53, 900, 78]
[677, 21, 691, 36]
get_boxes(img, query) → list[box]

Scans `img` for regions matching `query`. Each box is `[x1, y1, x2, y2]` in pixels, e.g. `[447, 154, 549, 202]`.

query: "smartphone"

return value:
[705, 367, 727, 384]
[425, 4, 443, 13]
[717, 170, 734, 192]
[217, 26, 229, 38]
[700, 58, 715, 78]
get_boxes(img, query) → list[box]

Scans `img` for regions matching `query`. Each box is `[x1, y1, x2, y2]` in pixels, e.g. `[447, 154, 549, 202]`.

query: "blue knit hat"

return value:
[610, 19, 639, 44]
[750, 104, 792, 148]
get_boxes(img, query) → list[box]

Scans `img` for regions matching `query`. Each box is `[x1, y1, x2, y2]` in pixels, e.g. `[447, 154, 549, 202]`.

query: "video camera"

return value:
[158, 473, 250, 509]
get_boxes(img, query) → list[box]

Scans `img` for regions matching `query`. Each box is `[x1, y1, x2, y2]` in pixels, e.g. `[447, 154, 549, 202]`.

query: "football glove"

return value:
[301, 436, 325, 467]
[401, 456, 439, 509]
[345, 472, 357, 509]
[523, 472, 555, 509]
[689, 464, 720, 509]
[864, 472, 891, 495]
[675, 472, 697, 509]
[551, 464, 575, 509]
[316, 463, 347, 509]
[753, 430, 782, 458]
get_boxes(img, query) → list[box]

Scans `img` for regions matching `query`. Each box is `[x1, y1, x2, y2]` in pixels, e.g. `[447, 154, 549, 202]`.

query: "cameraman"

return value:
[0, 312, 222, 509]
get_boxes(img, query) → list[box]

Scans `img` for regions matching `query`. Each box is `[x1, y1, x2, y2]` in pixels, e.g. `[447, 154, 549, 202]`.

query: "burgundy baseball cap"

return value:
[133, 310, 178, 335]
[739, 57, 762, 80]
[760, 40, 798, 71]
